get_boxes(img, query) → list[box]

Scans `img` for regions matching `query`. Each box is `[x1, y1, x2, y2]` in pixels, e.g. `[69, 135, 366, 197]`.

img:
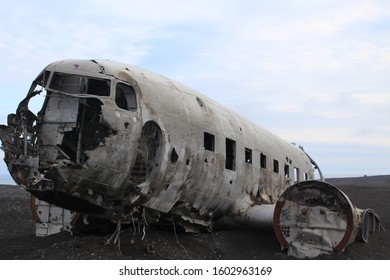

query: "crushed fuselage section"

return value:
[0, 61, 145, 221]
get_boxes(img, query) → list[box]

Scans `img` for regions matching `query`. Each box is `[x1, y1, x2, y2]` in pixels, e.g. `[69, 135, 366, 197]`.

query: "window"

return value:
[88, 79, 111, 96]
[204, 132, 215, 151]
[284, 164, 290, 178]
[303, 172, 308, 181]
[50, 72, 110, 96]
[260, 153, 267, 168]
[115, 83, 137, 111]
[245, 148, 252, 164]
[294, 167, 300, 182]
[225, 138, 236, 171]
[273, 159, 279, 173]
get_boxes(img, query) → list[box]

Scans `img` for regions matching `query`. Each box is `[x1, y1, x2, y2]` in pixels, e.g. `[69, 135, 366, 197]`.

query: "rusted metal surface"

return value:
[273, 180, 358, 258]
[0, 59, 383, 258]
[273, 180, 385, 258]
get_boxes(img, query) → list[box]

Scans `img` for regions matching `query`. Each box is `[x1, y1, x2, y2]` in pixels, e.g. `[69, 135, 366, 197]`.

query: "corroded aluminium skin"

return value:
[0, 59, 315, 223]
[0, 59, 382, 258]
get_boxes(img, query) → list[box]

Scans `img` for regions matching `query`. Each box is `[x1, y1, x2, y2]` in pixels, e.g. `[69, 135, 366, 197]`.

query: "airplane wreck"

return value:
[0, 59, 383, 258]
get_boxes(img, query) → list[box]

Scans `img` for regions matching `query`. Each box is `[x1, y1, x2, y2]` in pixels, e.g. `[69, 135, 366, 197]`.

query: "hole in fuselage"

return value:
[170, 148, 178, 163]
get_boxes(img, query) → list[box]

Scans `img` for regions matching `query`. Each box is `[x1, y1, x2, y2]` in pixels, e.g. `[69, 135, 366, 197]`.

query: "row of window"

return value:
[203, 132, 308, 181]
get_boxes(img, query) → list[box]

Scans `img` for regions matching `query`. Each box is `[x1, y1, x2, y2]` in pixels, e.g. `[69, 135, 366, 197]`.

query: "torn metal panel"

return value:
[31, 195, 79, 236]
[0, 59, 383, 258]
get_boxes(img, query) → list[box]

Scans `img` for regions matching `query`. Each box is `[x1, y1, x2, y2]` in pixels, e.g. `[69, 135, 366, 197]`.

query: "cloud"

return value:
[352, 92, 390, 105]
[0, 0, 390, 178]
[303, 141, 390, 177]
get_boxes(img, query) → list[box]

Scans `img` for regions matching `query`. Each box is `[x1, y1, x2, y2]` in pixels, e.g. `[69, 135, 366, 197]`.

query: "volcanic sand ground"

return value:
[0, 175, 389, 260]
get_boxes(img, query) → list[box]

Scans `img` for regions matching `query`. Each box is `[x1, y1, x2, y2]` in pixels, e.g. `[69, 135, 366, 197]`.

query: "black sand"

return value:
[0, 175, 389, 260]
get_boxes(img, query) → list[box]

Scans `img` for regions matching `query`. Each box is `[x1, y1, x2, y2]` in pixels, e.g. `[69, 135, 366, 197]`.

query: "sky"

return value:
[0, 0, 389, 183]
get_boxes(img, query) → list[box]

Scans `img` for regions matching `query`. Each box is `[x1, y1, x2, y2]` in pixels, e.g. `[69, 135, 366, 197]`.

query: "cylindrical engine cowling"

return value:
[273, 180, 361, 258]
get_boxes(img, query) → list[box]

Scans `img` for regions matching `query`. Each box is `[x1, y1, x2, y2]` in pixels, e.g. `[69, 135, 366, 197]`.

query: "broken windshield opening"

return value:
[50, 72, 111, 96]
[36, 70, 51, 87]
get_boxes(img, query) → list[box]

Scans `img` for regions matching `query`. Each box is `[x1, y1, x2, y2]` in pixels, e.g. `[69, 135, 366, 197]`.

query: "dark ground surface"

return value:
[0, 175, 389, 260]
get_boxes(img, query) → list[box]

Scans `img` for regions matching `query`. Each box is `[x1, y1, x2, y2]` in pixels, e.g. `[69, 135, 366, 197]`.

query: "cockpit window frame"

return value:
[115, 81, 137, 112]
[49, 72, 111, 97]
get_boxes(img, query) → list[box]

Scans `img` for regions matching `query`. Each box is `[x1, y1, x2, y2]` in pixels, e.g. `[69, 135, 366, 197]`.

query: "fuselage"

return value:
[1, 59, 320, 228]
